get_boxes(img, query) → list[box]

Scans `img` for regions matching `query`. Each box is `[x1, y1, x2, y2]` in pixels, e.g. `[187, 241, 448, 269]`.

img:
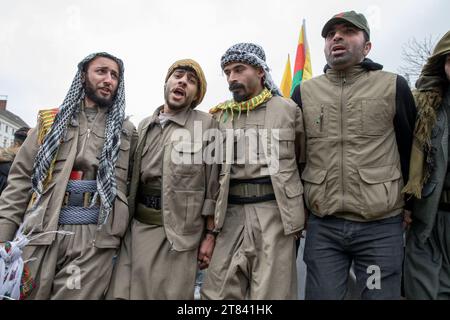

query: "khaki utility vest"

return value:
[300, 66, 404, 221]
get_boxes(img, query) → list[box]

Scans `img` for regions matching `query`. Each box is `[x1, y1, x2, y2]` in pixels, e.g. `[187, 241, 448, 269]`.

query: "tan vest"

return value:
[300, 66, 404, 221]
[214, 96, 305, 235]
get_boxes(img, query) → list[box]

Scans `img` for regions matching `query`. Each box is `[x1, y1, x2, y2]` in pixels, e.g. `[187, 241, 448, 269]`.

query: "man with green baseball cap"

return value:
[291, 11, 417, 299]
[321, 10, 370, 40]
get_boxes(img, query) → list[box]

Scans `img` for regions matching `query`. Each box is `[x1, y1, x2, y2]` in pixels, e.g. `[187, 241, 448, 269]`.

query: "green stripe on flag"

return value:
[290, 70, 303, 96]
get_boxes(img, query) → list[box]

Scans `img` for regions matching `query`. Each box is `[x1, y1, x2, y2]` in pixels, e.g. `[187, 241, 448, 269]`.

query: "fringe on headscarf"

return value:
[402, 89, 443, 198]
[209, 88, 272, 123]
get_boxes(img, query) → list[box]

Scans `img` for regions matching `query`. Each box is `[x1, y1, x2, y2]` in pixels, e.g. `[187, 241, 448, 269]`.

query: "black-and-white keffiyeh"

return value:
[220, 42, 282, 96]
[31, 52, 126, 227]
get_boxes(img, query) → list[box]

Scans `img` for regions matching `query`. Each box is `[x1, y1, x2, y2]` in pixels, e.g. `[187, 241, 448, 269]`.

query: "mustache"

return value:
[229, 83, 245, 91]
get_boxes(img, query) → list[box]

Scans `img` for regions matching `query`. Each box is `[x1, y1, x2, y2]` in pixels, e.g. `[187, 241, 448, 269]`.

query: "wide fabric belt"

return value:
[228, 177, 276, 204]
[135, 183, 163, 226]
[59, 180, 99, 225]
[138, 194, 161, 210]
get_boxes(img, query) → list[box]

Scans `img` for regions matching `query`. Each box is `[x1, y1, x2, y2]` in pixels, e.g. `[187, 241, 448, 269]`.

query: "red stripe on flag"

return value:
[294, 43, 305, 73]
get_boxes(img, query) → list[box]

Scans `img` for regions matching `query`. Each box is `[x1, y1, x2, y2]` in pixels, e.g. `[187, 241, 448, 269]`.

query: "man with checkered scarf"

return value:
[0, 52, 137, 299]
[201, 43, 306, 299]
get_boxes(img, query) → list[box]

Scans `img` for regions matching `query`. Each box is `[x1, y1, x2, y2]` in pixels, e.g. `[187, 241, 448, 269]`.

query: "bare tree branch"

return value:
[398, 35, 437, 87]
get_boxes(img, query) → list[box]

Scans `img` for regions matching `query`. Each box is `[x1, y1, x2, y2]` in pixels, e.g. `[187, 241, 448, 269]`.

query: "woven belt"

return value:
[59, 180, 99, 225]
[228, 177, 275, 204]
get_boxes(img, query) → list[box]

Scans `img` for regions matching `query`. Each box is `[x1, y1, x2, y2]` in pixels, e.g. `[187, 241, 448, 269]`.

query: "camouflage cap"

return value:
[321, 11, 370, 39]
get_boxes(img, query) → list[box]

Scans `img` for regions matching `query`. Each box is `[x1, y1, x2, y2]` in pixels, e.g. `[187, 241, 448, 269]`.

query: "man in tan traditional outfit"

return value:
[201, 43, 306, 300]
[108, 59, 219, 300]
[0, 52, 137, 300]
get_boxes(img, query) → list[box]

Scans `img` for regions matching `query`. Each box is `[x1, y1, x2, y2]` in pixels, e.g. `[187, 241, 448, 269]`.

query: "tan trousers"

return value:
[201, 200, 298, 300]
[108, 219, 198, 299]
[23, 225, 116, 300]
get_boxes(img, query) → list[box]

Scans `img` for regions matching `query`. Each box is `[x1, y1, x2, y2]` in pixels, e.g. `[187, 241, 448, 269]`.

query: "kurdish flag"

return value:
[280, 54, 292, 98]
[290, 19, 312, 96]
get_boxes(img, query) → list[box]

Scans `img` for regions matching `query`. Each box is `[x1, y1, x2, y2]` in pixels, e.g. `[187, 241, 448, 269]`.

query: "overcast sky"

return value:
[1, 0, 448, 127]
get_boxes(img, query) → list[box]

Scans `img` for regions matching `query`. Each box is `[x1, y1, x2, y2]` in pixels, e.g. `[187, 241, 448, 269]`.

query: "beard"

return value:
[325, 42, 366, 70]
[84, 78, 116, 108]
[229, 82, 249, 102]
[326, 52, 353, 68]
[164, 85, 191, 111]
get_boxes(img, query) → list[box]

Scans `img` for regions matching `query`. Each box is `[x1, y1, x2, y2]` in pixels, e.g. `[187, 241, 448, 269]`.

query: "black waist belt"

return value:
[135, 183, 163, 226]
[137, 184, 161, 210]
[228, 177, 276, 204]
[139, 194, 161, 210]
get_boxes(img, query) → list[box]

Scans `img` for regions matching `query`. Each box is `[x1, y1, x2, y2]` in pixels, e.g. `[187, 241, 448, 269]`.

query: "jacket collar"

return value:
[160, 105, 191, 127]
[324, 58, 383, 85]
[141, 105, 191, 132]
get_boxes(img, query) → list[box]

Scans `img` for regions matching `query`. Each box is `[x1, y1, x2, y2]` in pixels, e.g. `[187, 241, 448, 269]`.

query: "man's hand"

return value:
[197, 234, 216, 270]
[403, 210, 413, 230]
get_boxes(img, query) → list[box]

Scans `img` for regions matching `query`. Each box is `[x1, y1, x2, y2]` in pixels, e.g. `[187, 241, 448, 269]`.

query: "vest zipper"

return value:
[320, 106, 324, 132]
[340, 73, 347, 211]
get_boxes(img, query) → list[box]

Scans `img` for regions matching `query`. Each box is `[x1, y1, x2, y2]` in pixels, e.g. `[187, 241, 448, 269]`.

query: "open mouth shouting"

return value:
[171, 87, 186, 101]
[331, 44, 347, 57]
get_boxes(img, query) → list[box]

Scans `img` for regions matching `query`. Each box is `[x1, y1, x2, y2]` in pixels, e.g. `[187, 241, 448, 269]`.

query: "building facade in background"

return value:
[0, 96, 30, 148]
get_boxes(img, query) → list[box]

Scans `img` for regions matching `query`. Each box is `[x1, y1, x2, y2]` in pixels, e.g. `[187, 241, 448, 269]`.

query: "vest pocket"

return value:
[272, 128, 296, 160]
[111, 190, 130, 238]
[170, 142, 203, 176]
[361, 99, 392, 136]
[357, 165, 403, 216]
[303, 104, 329, 138]
[55, 128, 76, 162]
[301, 166, 328, 214]
[114, 136, 131, 192]
[116, 134, 131, 170]
[168, 190, 204, 235]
